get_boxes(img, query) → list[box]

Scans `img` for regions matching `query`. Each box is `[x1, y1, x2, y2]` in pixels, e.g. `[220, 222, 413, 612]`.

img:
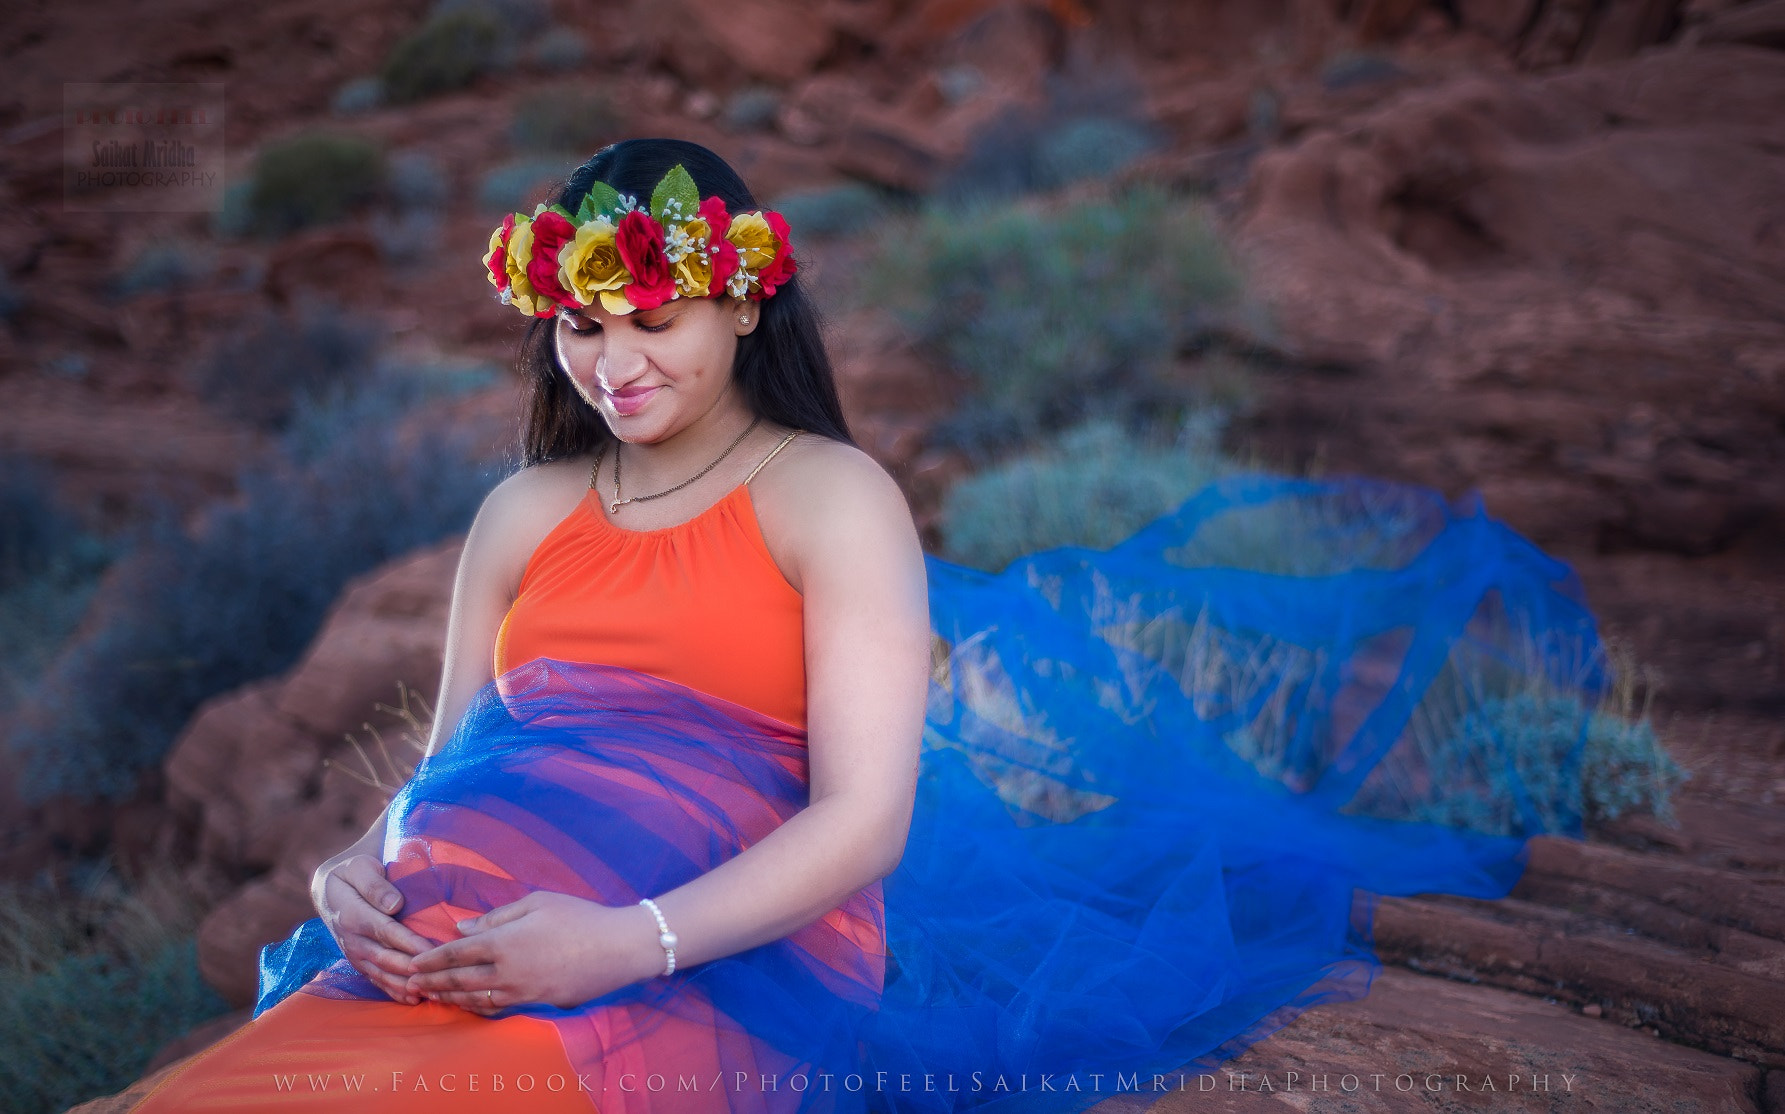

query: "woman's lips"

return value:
[605, 385, 661, 416]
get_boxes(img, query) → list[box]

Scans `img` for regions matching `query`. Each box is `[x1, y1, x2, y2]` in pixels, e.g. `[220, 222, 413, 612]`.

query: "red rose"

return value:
[697, 195, 732, 239]
[754, 210, 799, 298]
[486, 213, 515, 292]
[526, 210, 577, 312]
[615, 210, 675, 310]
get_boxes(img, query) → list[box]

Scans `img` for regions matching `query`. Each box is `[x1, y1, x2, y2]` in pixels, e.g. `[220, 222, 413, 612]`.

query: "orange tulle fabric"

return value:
[131, 459, 809, 1113]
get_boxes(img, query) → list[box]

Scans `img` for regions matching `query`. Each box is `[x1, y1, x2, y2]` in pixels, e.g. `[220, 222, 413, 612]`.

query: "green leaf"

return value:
[579, 181, 622, 222]
[650, 164, 701, 223]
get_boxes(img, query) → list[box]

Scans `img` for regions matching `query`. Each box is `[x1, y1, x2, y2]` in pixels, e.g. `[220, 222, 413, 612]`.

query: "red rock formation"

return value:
[164, 538, 464, 1007]
[1223, 39, 1785, 724]
[1186, 965, 1771, 1113]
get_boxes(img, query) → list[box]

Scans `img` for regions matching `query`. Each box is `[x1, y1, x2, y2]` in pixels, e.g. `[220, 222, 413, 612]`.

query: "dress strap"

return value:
[744, 430, 801, 485]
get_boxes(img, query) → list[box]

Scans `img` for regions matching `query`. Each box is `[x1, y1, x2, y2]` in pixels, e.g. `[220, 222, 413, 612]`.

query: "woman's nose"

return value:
[591, 339, 648, 390]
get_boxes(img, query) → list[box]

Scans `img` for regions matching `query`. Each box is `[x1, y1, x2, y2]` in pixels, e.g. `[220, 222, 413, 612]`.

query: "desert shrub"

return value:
[44, 353, 90, 379]
[769, 182, 888, 240]
[526, 25, 589, 72]
[0, 860, 231, 1114]
[210, 180, 254, 240]
[379, 6, 507, 104]
[386, 148, 451, 209]
[246, 131, 386, 236]
[1, 937, 225, 1113]
[937, 416, 1231, 573]
[478, 154, 577, 212]
[934, 64, 984, 105]
[0, 271, 22, 319]
[382, 208, 449, 267]
[194, 301, 382, 431]
[0, 455, 118, 718]
[111, 241, 215, 299]
[1577, 700, 1686, 825]
[868, 185, 1240, 457]
[508, 84, 620, 153]
[1038, 116, 1158, 186]
[435, 0, 548, 24]
[1330, 622, 1688, 839]
[7, 365, 502, 803]
[720, 86, 781, 133]
[1108, 492, 1687, 839]
[937, 61, 1161, 200]
[1402, 691, 1687, 835]
[330, 75, 384, 116]
[277, 355, 501, 465]
[1181, 606, 1686, 839]
[0, 456, 112, 598]
[1159, 479, 1441, 577]
[946, 112, 1158, 199]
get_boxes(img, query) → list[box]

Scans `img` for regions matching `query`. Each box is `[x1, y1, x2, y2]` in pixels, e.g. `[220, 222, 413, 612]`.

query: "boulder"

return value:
[1168, 965, 1769, 1113]
[638, 0, 839, 87]
[1232, 45, 1785, 559]
[161, 538, 464, 1007]
[1691, 0, 1785, 48]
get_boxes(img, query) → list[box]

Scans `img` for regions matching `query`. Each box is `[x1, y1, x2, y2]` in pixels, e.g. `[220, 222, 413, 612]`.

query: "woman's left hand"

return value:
[405, 892, 659, 1014]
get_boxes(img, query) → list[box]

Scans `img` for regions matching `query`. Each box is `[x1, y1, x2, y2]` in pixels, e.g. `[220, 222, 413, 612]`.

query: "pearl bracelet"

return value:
[638, 897, 678, 976]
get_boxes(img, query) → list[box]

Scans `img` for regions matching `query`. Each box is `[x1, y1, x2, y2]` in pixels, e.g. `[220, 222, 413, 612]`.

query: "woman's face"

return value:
[553, 295, 755, 442]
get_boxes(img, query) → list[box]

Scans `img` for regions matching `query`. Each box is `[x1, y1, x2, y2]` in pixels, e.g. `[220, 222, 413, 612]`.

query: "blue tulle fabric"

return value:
[255, 474, 1608, 1113]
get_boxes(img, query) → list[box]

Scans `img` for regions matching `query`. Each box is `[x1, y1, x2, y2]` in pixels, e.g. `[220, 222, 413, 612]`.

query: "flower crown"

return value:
[482, 163, 798, 319]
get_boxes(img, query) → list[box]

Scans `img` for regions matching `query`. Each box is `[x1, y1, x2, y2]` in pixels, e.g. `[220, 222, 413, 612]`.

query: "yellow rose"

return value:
[482, 216, 512, 293]
[560, 218, 632, 312]
[725, 212, 782, 282]
[501, 215, 552, 317]
[666, 217, 713, 300]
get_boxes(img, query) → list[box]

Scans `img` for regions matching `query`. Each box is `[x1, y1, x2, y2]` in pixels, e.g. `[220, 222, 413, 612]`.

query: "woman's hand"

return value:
[313, 853, 434, 1006]
[405, 892, 663, 1015]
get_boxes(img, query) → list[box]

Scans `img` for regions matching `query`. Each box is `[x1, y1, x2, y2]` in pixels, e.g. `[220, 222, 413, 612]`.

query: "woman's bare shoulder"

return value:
[472, 455, 598, 590]
[782, 434, 904, 503]
[752, 434, 920, 597]
[482, 454, 595, 521]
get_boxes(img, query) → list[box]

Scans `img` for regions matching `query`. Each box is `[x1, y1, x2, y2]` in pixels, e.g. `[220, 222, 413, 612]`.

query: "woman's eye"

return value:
[637, 319, 671, 334]
[561, 314, 599, 334]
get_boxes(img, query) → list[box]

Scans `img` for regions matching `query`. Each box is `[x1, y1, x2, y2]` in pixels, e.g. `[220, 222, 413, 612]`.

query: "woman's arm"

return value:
[314, 463, 569, 1002]
[407, 445, 932, 1009]
[631, 449, 929, 967]
[420, 462, 549, 761]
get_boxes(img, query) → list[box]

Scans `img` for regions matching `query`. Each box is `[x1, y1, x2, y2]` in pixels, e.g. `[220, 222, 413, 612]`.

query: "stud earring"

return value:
[739, 315, 750, 325]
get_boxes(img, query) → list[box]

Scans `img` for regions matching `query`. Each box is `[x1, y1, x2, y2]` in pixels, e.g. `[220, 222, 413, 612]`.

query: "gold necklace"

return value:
[589, 416, 762, 515]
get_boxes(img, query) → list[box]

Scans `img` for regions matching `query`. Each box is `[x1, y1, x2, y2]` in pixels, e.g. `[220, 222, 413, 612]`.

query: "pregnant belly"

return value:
[374, 658, 886, 1009]
[383, 734, 806, 950]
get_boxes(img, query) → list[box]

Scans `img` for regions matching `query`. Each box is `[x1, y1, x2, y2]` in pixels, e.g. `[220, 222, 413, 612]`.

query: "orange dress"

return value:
[130, 433, 817, 1112]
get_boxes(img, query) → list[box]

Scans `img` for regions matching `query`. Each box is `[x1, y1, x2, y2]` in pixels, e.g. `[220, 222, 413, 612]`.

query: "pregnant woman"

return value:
[123, 137, 1606, 1113]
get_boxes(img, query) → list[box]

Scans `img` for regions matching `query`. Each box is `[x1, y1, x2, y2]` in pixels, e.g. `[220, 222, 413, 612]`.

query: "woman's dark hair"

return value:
[515, 138, 855, 466]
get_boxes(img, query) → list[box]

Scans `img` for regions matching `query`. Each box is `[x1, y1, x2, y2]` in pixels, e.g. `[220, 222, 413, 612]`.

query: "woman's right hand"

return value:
[313, 853, 434, 1006]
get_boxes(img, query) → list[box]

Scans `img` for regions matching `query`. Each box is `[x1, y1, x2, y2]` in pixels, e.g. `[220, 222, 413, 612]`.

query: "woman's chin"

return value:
[604, 412, 684, 446]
